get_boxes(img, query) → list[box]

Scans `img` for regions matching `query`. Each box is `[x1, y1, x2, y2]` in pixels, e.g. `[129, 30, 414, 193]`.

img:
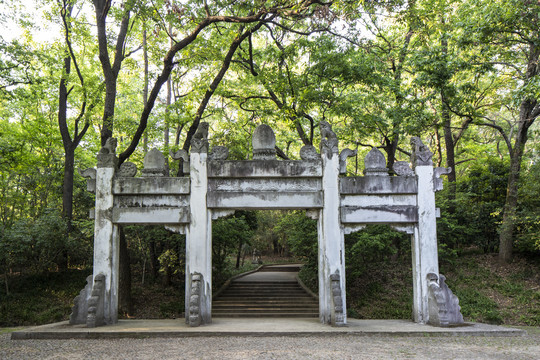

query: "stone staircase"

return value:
[212, 265, 319, 318]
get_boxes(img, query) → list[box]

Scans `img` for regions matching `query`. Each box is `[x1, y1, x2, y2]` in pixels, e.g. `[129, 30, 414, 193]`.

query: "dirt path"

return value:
[2, 330, 540, 360]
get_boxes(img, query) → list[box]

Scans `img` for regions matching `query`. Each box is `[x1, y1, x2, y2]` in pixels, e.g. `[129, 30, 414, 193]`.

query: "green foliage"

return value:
[212, 213, 253, 287]
[0, 269, 91, 326]
[437, 158, 508, 253]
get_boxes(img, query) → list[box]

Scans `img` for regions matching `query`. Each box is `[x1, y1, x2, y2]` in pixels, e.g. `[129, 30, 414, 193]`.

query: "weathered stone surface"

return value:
[69, 275, 92, 325]
[300, 145, 319, 160]
[113, 177, 190, 195]
[142, 148, 168, 177]
[340, 176, 418, 194]
[112, 207, 190, 224]
[393, 161, 414, 176]
[319, 121, 339, 158]
[209, 146, 229, 160]
[114, 194, 189, 208]
[208, 160, 322, 178]
[207, 191, 323, 209]
[427, 273, 464, 327]
[208, 178, 321, 192]
[252, 124, 276, 160]
[117, 162, 137, 177]
[341, 205, 418, 224]
[411, 137, 433, 167]
[341, 194, 417, 207]
[364, 147, 388, 176]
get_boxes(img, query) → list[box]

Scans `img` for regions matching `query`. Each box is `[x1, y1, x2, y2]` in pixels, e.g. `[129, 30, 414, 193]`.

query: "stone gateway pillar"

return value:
[91, 138, 120, 326]
[318, 121, 347, 326]
[186, 123, 212, 326]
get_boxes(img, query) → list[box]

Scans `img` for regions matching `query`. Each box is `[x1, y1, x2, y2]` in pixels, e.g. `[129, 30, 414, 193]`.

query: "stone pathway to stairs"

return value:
[212, 264, 319, 318]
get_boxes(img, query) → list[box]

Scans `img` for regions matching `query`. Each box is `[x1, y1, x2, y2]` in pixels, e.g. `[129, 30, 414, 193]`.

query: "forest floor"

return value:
[1, 252, 539, 327]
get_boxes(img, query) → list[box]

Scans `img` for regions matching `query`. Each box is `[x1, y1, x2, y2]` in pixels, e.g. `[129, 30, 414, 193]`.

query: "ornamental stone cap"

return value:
[142, 148, 168, 177]
[252, 124, 276, 160]
[363, 147, 388, 176]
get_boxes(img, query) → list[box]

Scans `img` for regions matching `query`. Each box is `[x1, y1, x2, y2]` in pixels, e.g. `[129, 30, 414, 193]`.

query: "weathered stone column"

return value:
[91, 139, 120, 326]
[186, 123, 212, 326]
[318, 121, 347, 326]
[411, 137, 439, 324]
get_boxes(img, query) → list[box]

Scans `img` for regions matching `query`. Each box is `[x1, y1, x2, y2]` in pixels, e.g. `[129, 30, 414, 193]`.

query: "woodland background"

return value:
[0, 0, 539, 326]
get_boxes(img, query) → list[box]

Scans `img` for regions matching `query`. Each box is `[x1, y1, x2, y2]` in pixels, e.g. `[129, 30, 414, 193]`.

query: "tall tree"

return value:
[459, 0, 540, 262]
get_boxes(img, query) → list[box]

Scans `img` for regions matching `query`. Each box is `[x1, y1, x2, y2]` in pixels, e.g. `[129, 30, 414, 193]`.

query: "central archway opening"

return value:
[344, 224, 413, 320]
[211, 210, 319, 318]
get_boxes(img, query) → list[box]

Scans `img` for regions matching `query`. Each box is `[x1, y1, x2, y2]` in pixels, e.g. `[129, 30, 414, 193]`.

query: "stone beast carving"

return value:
[86, 273, 106, 328]
[99, 137, 117, 154]
[69, 275, 93, 325]
[188, 272, 204, 327]
[427, 273, 464, 327]
[330, 271, 345, 326]
[410, 137, 433, 167]
[319, 121, 339, 158]
[191, 122, 209, 153]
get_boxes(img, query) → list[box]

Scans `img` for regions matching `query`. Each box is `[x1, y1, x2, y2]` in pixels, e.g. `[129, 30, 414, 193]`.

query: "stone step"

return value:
[212, 267, 318, 318]
[213, 299, 317, 304]
[213, 312, 318, 318]
[258, 266, 302, 272]
[213, 294, 316, 302]
[213, 302, 318, 308]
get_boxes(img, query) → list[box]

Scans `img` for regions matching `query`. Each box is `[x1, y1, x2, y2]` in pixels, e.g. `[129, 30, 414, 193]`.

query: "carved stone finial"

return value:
[209, 146, 229, 160]
[191, 122, 209, 153]
[79, 168, 97, 193]
[339, 148, 357, 174]
[319, 121, 339, 159]
[170, 149, 188, 161]
[427, 273, 464, 327]
[117, 162, 137, 177]
[411, 137, 433, 167]
[142, 148, 168, 177]
[300, 145, 319, 160]
[252, 124, 276, 160]
[393, 161, 414, 176]
[363, 147, 388, 176]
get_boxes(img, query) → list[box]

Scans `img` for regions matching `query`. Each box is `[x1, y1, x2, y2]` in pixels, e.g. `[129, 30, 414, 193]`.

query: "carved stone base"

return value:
[427, 273, 464, 327]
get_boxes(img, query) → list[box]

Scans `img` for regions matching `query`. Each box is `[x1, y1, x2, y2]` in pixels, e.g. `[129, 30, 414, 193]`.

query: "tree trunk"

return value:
[498, 102, 534, 262]
[498, 41, 539, 263]
[235, 240, 243, 269]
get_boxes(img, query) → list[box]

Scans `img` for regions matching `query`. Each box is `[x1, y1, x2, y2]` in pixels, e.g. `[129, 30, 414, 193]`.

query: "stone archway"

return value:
[74, 122, 463, 329]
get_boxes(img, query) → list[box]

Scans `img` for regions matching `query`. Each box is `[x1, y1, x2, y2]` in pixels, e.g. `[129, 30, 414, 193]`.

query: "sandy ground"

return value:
[2, 329, 540, 360]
